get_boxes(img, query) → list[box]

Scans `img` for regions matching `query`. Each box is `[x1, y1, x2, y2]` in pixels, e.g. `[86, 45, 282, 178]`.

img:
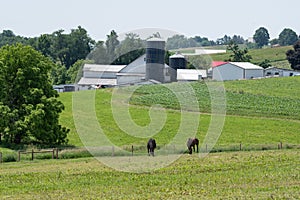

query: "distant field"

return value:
[0, 150, 299, 199]
[171, 46, 293, 68]
[210, 46, 293, 67]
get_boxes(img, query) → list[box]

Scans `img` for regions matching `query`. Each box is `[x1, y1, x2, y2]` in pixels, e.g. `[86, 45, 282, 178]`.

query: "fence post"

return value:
[240, 143, 242, 151]
[31, 149, 34, 160]
[52, 149, 54, 159]
[0, 152, 2, 163]
[56, 148, 59, 159]
[131, 145, 133, 156]
[280, 141, 283, 149]
[112, 146, 114, 157]
[18, 151, 21, 162]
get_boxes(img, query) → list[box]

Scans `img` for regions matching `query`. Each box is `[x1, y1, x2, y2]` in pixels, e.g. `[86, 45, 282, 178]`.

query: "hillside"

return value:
[58, 77, 300, 149]
[210, 46, 293, 68]
[176, 46, 293, 69]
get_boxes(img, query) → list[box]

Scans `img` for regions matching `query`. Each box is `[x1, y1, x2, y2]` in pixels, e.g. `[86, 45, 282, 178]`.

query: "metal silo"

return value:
[169, 52, 187, 82]
[146, 38, 166, 83]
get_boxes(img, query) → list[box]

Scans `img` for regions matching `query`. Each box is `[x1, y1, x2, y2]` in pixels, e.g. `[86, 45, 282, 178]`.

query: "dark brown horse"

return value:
[187, 138, 199, 154]
[147, 138, 156, 156]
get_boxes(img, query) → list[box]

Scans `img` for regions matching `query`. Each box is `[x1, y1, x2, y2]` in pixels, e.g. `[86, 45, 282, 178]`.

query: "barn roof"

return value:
[212, 61, 228, 68]
[229, 62, 263, 70]
[213, 62, 263, 70]
[83, 64, 126, 73]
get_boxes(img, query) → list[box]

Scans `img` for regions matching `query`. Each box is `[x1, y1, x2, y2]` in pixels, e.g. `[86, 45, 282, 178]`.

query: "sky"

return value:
[1, 0, 299, 41]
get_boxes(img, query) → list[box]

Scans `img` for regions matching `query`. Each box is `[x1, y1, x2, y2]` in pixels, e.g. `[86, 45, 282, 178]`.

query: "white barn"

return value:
[77, 64, 126, 89]
[265, 67, 300, 77]
[212, 62, 264, 81]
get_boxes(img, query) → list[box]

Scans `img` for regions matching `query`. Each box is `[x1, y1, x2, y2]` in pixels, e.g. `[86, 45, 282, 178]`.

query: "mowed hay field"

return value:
[0, 150, 299, 199]
[1, 77, 300, 199]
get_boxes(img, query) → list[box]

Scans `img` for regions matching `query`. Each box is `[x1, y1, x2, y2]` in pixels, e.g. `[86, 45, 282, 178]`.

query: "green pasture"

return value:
[55, 77, 300, 149]
[0, 150, 299, 199]
[1, 76, 300, 199]
[210, 46, 292, 66]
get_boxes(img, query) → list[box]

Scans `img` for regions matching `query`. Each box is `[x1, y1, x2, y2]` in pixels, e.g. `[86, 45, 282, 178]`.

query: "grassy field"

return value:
[52, 77, 300, 149]
[0, 150, 299, 199]
[210, 46, 293, 68]
[1, 77, 300, 199]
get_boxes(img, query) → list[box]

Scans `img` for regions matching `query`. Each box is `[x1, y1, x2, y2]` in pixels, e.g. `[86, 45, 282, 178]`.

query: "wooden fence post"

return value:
[280, 142, 283, 149]
[131, 145, 133, 156]
[18, 151, 21, 162]
[31, 149, 34, 160]
[56, 148, 59, 159]
[240, 143, 242, 151]
[52, 149, 54, 159]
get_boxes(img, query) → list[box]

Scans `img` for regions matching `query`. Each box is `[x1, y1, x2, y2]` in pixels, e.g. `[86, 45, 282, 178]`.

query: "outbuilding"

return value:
[212, 62, 264, 81]
[265, 67, 300, 77]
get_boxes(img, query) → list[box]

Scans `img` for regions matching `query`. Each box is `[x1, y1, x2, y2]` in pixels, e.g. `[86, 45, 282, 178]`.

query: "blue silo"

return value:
[169, 52, 187, 82]
[145, 38, 166, 83]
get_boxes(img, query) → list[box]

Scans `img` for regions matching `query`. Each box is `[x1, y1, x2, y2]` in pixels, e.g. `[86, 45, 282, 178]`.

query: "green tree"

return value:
[114, 33, 145, 65]
[278, 28, 298, 46]
[105, 30, 120, 63]
[188, 55, 212, 69]
[258, 59, 272, 69]
[0, 44, 69, 144]
[37, 34, 52, 57]
[227, 42, 252, 62]
[51, 26, 95, 69]
[253, 27, 270, 48]
[166, 35, 190, 50]
[286, 40, 300, 70]
[51, 64, 69, 85]
[87, 41, 108, 64]
[0, 30, 28, 47]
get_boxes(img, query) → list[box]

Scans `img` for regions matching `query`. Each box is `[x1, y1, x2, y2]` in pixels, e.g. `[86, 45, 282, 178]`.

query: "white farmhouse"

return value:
[212, 62, 264, 81]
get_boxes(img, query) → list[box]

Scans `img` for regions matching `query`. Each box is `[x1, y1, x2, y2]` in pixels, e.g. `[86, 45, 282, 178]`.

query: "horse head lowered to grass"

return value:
[147, 138, 156, 156]
[187, 138, 199, 154]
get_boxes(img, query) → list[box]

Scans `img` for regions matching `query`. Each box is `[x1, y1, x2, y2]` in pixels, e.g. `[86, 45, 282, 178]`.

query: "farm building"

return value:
[77, 38, 173, 89]
[77, 64, 125, 89]
[265, 67, 300, 77]
[212, 62, 264, 81]
[177, 69, 207, 81]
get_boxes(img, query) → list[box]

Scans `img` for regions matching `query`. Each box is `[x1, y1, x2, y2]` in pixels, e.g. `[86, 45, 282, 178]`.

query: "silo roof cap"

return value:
[170, 52, 185, 58]
[147, 37, 165, 42]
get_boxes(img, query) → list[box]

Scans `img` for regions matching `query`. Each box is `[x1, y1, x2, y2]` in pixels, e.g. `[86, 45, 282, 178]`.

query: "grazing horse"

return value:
[187, 138, 199, 154]
[147, 138, 156, 156]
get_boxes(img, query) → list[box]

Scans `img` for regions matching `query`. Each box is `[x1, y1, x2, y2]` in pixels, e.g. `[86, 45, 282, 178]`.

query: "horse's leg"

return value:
[196, 144, 199, 153]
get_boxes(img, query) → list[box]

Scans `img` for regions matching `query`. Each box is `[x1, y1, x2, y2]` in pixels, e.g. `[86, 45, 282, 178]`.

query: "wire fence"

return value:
[0, 142, 299, 163]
